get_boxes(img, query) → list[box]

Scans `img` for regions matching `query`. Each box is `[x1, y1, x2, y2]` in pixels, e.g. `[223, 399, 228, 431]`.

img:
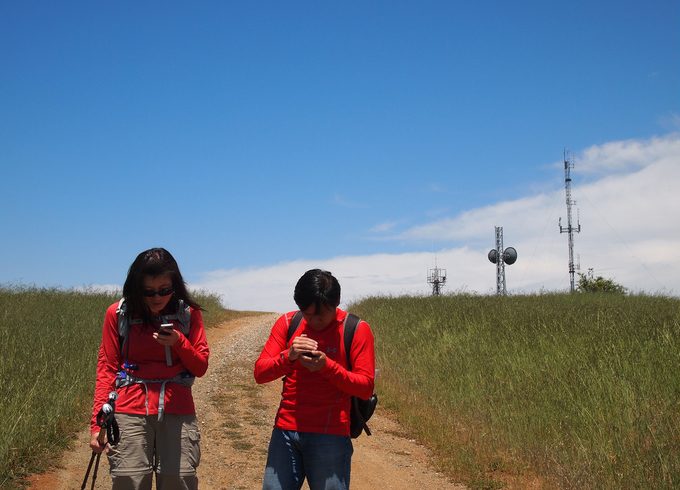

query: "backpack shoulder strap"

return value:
[343, 313, 376, 438]
[119, 298, 186, 360]
[116, 298, 128, 337]
[343, 313, 361, 370]
[116, 298, 129, 358]
[285, 311, 361, 366]
[176, 299, 192, 335]
[286, 311, 304, 345]
[116, 297, 126, 319]
[157, 300, 192, 335]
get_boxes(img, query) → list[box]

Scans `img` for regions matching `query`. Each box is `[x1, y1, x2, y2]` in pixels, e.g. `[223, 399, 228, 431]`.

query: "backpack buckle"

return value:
[123, 362, 138, 371]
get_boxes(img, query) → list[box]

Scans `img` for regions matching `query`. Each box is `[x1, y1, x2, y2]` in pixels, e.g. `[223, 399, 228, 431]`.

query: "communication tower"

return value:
[427, 262, 447, 296]
[488, 226, 517, 295]
[558, 150, 581, 292]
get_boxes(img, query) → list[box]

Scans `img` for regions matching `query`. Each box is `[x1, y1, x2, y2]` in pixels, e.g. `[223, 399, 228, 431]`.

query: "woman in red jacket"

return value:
[254, 269, 375, 490]
[90, 248, 210, 490]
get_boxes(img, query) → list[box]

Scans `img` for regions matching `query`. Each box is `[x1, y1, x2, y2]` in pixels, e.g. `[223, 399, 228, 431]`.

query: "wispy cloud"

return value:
[427, 183, 446, 193]
[193, 134, 680, 311]
[369, 221, 398, 233]
[424, 207, 451, 218]
[332, 193, 366, 209]
[658, 113, 680, 131]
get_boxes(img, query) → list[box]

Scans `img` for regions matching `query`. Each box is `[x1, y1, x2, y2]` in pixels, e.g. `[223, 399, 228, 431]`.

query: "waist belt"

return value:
[115, 371, 195, 421]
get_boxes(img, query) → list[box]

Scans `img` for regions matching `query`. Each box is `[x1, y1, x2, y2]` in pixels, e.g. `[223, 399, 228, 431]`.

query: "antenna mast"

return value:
[427, 258, 447, 296]
[558, 149, 581, 292]
[495, 226, 506, 295]
[488, 226, 517, 295]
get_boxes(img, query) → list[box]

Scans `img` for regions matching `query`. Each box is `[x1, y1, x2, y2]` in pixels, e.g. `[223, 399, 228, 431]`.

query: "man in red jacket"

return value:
[254, 269, 375, 490]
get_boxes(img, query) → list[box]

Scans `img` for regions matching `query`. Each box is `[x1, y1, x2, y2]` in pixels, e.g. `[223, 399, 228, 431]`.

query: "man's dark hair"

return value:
[294, 269, 341, 311]
[123, 247, 201, 321]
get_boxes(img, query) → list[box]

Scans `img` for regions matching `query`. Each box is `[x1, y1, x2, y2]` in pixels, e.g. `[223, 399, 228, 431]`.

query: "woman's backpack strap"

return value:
[116, 298, 130, 357]
[175, 299, 192, 335]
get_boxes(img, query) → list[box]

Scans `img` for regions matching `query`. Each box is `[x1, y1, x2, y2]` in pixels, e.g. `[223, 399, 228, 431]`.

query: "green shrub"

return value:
[577, 272, 627, 294]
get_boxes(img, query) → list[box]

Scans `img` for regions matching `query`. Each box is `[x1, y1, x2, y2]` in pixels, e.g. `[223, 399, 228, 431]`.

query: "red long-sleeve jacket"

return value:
[90, 301, 209, 434]
[254, 309, 375, 436]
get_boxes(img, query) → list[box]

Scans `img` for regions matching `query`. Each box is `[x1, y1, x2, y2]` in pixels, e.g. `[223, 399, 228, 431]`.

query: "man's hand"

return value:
[298, 351, 326, 372]
[288, 334, 318, 361]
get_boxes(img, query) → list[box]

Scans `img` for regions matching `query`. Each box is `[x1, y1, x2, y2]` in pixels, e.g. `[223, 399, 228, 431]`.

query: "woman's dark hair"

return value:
[122, 247, 201, 321]
[293, 269, 341, 312]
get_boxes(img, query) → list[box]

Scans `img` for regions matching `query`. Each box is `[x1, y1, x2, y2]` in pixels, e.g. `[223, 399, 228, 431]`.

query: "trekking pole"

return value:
[81, 452, 98, 490]
[88, 453, 102, 490]
[81, 392, 119, 490]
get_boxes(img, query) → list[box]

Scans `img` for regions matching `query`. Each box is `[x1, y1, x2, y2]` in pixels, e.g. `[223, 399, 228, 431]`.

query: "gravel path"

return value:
[28, 313, 465, 489]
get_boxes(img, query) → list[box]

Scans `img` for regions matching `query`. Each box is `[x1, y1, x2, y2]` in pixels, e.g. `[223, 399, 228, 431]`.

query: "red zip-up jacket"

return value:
[90, 301, 209, 434]
[254, 309, 375, 436]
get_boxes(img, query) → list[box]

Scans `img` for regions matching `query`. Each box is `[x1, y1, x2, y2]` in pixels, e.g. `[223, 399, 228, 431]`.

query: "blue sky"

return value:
[2, 1, 679, 311]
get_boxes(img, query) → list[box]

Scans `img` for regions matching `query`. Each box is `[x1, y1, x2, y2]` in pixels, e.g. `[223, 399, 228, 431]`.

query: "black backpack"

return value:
[286, 311, 378, 438]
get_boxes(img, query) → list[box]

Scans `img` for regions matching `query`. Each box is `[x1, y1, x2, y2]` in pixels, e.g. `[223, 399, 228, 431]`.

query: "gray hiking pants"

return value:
[107, 413, 201, 490]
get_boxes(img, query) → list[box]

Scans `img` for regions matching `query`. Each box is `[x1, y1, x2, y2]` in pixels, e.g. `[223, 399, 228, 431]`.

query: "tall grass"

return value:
[0, 287, 235, 488]
[351, 293, 680, 489]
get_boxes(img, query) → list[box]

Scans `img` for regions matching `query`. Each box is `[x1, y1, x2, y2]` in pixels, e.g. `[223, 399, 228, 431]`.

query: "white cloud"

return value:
[576, 133, 680, 175]
[193, 134, 680, 311]
[192, 249, 495, 312]
[395, 192, 557, 244]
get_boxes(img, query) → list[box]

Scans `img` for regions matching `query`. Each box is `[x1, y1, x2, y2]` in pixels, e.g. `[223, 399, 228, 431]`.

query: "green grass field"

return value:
[2, 289, 679, 488]
[0, 287, 236, 488]
[351, 293, 680, 489]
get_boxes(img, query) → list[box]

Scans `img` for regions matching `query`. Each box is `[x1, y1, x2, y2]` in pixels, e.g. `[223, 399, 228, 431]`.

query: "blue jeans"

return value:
[262, 428, 353, 490]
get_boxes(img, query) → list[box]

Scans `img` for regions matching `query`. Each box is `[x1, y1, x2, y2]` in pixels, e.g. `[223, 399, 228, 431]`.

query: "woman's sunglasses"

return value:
[143, 287, 174, 297]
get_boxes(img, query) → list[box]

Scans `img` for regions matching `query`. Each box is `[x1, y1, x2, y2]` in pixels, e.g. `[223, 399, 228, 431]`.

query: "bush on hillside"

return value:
[577, 272, 626, 294]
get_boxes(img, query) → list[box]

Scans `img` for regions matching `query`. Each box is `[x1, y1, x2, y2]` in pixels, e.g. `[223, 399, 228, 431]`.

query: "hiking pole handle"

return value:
[95, 392, 117, 426]
[96, 425, 107, 447]
[95, 391, 120, 446]
[96, 403, 114, 430]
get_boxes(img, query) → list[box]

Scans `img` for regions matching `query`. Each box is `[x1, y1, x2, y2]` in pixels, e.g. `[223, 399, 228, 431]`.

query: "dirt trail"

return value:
[28, 314, 464, 489]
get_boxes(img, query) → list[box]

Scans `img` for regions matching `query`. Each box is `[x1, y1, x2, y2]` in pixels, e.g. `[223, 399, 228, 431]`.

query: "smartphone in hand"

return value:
[159, 323, 173, 336]
[301, 351, 320, 359]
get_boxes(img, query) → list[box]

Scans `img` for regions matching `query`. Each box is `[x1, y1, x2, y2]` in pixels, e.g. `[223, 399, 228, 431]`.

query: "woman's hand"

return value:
[153, 326, 180, 346]
[89, 430, 108, 453]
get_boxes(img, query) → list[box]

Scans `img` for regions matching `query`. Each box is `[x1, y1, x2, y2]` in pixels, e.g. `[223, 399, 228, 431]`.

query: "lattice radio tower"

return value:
[558, 150, 581, 292]
[488, 226, 517, 295]
[427, 259, 447, 296]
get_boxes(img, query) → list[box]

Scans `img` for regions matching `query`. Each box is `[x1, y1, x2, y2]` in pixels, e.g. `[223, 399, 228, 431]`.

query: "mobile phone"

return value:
[301, 352, 320, 359]
[159, 323, 173, 336]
